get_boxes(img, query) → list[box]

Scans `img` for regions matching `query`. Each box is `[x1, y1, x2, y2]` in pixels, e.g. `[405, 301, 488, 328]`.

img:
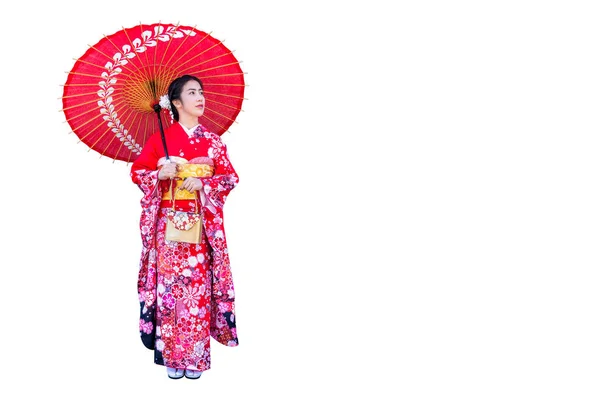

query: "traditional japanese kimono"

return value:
[130, 122, 239, 372]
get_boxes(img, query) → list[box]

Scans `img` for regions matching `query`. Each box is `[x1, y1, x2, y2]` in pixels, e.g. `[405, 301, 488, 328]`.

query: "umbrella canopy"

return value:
[61, 23, 245, 163]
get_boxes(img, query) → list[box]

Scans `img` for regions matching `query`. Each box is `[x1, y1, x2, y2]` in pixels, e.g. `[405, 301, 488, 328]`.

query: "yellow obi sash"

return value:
[158, 156, 215, 200]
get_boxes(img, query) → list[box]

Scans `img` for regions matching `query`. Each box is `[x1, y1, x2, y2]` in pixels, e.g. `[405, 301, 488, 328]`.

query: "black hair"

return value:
[167, 75, 204, 122]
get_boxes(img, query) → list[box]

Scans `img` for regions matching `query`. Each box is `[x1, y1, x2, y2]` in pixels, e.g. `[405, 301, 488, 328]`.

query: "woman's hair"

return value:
[167, 75, 204, 122]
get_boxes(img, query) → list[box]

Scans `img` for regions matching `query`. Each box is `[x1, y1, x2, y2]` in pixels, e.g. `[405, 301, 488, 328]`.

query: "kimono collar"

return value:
[179, 122, 201, 138]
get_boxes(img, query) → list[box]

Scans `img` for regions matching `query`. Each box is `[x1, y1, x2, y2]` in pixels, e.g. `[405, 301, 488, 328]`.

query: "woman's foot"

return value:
[167, 367, 184, 379]
[185, 369, 203, 379]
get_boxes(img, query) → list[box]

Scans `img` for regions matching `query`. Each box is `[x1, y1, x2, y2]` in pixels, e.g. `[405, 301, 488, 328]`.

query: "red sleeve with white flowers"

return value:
[130, 133, 161, 199]
[199, 132, 239, 212]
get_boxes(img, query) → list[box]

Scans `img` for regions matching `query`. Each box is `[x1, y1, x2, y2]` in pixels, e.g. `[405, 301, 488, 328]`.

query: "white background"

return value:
[1, 0, 599, 397]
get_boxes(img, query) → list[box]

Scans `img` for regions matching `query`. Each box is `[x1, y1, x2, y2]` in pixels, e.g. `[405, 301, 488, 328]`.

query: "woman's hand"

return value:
[181, 177, 203, 192]
[158, 162, 178, 180]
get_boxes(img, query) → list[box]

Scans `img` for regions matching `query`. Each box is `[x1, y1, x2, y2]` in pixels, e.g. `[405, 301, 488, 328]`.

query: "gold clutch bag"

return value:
[165, 183, 202, 244]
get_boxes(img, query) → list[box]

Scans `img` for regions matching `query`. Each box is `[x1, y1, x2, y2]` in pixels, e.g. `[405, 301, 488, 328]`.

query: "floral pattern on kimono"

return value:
[131, 124, 239, 369]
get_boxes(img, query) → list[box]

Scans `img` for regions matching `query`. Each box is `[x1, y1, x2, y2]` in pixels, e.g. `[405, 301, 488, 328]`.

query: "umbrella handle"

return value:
[154, 104, 170, 161]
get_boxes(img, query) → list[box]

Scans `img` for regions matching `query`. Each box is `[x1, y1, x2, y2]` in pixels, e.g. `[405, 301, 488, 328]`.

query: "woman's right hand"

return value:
[158, 162, 178, 180]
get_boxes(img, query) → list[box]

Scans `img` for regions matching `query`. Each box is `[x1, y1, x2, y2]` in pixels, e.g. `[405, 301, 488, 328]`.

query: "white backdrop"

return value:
[1, 0, 600, 398]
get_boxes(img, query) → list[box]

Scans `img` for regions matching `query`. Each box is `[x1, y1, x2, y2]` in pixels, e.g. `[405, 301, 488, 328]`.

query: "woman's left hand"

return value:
[181, 177, 203, 192]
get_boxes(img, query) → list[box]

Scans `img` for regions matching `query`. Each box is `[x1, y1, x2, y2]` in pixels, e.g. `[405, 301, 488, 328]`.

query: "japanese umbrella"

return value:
[61, 23, 245, 163]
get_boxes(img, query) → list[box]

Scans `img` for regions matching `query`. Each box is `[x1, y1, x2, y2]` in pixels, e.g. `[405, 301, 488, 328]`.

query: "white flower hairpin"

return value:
[159, 94, 174, 121]
[159, 94, 171, 110]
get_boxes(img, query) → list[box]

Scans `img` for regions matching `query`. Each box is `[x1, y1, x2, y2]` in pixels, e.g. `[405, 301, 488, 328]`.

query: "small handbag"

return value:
[165, 180, 202, 244]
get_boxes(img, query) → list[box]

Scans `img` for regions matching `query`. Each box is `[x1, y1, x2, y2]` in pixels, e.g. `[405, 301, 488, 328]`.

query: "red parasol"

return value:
[61, 22, 246, 163]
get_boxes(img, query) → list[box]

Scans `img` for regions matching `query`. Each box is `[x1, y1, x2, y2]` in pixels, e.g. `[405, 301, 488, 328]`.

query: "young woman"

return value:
[130, 75, 239, 379]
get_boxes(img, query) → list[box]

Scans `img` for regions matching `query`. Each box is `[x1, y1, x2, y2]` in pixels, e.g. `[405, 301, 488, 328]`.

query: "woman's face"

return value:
[174, 80, 205, 120]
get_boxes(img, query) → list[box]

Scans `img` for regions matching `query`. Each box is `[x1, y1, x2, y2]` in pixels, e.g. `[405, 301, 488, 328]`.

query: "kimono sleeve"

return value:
[199, 133, 239, 211]
[130, 134, 161, 201]
[130, 135, 162, 350]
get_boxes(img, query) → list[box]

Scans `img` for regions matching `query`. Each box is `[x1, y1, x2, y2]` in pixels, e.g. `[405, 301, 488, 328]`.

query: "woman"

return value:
[130, 75, 239, 379]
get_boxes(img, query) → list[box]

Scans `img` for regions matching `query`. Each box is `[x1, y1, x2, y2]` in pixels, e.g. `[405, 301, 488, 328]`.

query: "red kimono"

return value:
[130, 123, 239, 371]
